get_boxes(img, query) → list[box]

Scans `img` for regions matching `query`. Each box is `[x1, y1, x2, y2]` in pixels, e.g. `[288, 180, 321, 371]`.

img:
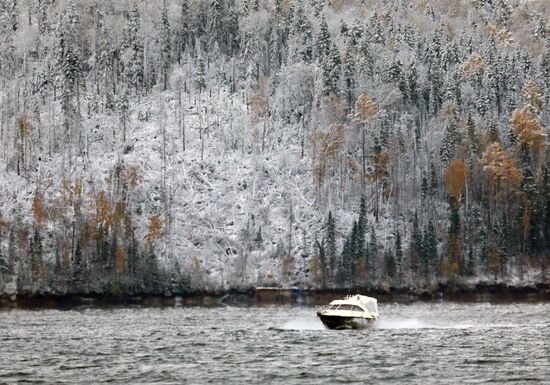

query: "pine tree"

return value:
[8, 229, 16, 276]
[541, 49, 550, 105]
[159, 1, 172, 91]
[29, 227, 43, 283]
[325, 211, 336, 279]
[315, 237, 327, 288]
[494, 0, 512, 27]
[422, 220, 438, 277]
[385, 248, 396, 279]
[466, 113, 478, 165]
[439, 116, 461, 166]
[178, 0, 190, 61]
[343, 40, 356, 111]
[207, 0, 223, 46]
[368, 11, 384, 44]
[386, 58, 402, 83]
[290, 1, 312, 63]
[269, 28, 281, 72]
[56, 2, 83, 142]
[96, 12, 113, 109]
[358, 36, 374, 78]
[72, 239, 85, 292]
[322, 43, 341, 96]
[407, 61, 419, 107]
[37, 0, 49, 35]
[316, 16, 331, 62]
[122, 3, 144, 93]
[5, 0, 18, 32]
[411, 211, 422, 274]
[194, 55, 206, 95]
[394, 228, 402, 280]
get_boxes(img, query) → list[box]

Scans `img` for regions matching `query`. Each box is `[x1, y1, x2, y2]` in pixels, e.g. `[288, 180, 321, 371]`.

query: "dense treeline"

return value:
[0, 0, 549, 297]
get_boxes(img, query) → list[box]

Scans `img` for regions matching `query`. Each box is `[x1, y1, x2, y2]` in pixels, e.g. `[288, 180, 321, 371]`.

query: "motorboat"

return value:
[316, 294, 379, 330]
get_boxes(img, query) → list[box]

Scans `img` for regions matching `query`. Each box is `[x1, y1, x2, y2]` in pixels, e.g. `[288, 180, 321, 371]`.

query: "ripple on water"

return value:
[0, 303, 549, 384]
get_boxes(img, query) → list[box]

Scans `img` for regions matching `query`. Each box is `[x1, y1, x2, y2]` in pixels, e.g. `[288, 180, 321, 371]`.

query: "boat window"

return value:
[337, 304, 353, 311]
[352, 306, 363, 312]
[365, 301, 377, 314]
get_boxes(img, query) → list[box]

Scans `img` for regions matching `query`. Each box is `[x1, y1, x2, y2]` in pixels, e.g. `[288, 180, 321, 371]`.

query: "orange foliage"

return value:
[511, 106, 546, 151]
[522, 80, 544, 114]
[309, 255, 320, 286]
[353, 93, 379, 125]
[249, 77, 270, 125]
[145, 215, 163, 243]
[373, 152, 388, 180]
[486, 23, 497, 36]
[497, 28, 513, 45]
[462, 52, 485, 76]
[112, 202, 126, 225]
[32, 191, 45, 226]
[59, 177, 84, 208]
[481, 142, 523, 188]
[444, 159, 467, 199]
[61, 177, 72, 206]
[16, 115, 32, 139]
[123, 166, 140, 188]
[96, 190, 111, 227]
[115, 246, 126, 273]
[313, 123, 344, 186]
[323, 95, 346, 125]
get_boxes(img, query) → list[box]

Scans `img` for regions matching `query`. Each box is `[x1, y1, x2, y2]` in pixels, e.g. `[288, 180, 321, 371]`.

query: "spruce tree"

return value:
[122, 3, 144, 93]
[385, 248, 396, 279]
[194, 56, 206, 95]
[207, 0, 223, 46]
[439, 116, 461, 166]
[29, 227, 43, 283]
[368, 11, 384, 44]
[37, 0, 49, 35]
[343, 40, 356, 111]
[178, 0, 190, 61]
[325, 211, 337, 277]
[56, 2, 83, 140]
[422, 220, 438, 277]
[411, 211, 422, 274]
[96, 13, 113, 108]
[316, 16, 331, 62]
[394, 228, 402, 280]
[322, 43, 341, 96]
[72, 239, 85, 292]
[159, 1, 172, 91]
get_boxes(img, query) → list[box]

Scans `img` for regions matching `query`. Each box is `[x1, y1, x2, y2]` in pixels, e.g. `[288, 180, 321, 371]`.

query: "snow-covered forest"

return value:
[0, 0, 549, 297]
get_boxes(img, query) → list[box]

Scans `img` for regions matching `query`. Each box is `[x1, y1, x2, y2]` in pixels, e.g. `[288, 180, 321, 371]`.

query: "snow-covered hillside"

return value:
[0, 0, 549, 297]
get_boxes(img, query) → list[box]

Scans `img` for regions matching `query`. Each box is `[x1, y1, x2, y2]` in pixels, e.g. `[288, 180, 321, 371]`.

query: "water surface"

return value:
[1, 302, 549, 383]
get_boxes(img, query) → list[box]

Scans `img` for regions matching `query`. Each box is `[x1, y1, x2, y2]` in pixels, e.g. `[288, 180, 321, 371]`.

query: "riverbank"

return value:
[2, 282, 550, 309]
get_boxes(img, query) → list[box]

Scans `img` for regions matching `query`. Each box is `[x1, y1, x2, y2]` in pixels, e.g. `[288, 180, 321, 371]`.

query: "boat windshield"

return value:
[329, 304, 364, 312]
[365, 301, 377, 314]
[337, 304, 353, 311]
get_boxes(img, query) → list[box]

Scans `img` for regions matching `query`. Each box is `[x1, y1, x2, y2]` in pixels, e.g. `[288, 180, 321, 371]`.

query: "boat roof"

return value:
[329, 294, 377, 308]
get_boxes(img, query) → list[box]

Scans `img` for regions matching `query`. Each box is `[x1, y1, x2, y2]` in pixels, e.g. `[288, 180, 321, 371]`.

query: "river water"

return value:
[1, 301, 549, 384]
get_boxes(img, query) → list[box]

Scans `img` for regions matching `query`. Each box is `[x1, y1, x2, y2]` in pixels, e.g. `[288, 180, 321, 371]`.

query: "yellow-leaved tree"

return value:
[145, 215, 163, 244]
[511, 106, 546, 152]
[443, 159, 467, 279]
[444, 159, 467, 199]
[353, 93, 379, 190]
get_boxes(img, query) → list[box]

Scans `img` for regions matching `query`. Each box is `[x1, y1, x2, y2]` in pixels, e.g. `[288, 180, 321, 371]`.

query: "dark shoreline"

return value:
[1, 283, 550, 309]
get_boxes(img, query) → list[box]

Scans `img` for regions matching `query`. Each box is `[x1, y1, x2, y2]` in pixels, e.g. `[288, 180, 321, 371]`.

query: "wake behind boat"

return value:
[316, 294, 379, 330]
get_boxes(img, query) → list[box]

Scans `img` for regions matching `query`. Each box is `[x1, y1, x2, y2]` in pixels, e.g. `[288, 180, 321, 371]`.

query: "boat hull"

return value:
[317, 313, 375, 330]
